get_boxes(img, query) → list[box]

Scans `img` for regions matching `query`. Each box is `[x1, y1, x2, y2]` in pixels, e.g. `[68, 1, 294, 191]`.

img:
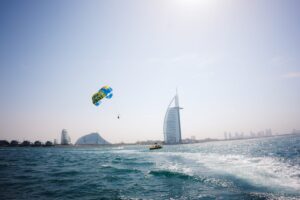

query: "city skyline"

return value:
[1, 0, 300, 143]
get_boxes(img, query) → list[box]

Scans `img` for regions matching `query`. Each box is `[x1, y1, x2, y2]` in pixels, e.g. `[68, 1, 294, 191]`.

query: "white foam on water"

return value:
[111, 146, 124, 150]
[103, 147, 300, 194]
[197, 153, 300, 191]
[151, 151, 300, 193]
[155, 160, 193, 176]
[111, 149, 138, 154]
[147, 151, 236, 189]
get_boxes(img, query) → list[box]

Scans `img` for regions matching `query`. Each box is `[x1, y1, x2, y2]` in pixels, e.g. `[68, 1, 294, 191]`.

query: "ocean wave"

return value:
[148, 170, 194, 180]
[149, 151, 300, 193]
[244, 192, 300, 200]
[111, 149, 139, 154]
[196, 153, 300, 192]
[50, 170, 81, 177]
[111, 146, 124, 150]
[1, 136, 299, 199]
[100, 164, 141, 174]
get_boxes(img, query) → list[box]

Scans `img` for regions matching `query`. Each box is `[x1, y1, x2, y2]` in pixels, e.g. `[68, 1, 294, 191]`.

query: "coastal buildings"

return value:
[33, 141, 42, 147]
[10, 140, 19, 146]
[0, 140, 9, 146]
[61, 129, 71, 145]
[224, 129, 273, 140]
[20, 140, 31, 146]
[75, 132, 110, 145]
[163, 91, 183, 144]
[45, 141, 54, 146]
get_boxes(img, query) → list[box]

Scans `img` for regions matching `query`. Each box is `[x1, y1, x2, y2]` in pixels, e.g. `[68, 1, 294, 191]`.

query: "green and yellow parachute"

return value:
[92, 86, 113, 106]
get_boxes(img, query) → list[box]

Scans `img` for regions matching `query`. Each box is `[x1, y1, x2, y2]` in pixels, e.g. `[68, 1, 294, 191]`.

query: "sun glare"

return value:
[175, 0, 217, 6]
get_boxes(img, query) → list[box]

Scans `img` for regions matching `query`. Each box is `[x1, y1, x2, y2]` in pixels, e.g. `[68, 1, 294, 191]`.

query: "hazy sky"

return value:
[0, 0, 299, 143]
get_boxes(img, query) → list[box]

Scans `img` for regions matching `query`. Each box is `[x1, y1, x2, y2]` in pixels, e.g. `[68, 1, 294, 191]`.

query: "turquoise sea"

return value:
[0, 135, 300, 200]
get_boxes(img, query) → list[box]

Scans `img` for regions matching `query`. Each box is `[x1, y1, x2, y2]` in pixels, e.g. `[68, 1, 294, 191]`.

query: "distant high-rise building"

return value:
[224, 132, 228, 140]
[61, 129, 71, 145]
[257, 131, 264, 137]
[163, 91, 183, 144]
[265, 128, 272, 136]
[235, 132, 239, 139]
[292, 129, 300, 134]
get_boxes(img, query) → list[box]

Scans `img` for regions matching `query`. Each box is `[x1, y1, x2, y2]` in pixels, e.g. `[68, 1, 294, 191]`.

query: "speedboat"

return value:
[149, 144, 162, 150]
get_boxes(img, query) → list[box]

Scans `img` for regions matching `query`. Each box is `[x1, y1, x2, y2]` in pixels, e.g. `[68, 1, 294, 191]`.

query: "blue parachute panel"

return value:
[106, 93, 113, 99]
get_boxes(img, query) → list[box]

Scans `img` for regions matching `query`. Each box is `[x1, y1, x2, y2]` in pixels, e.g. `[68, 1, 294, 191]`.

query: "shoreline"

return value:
[0, 133, 299, 148]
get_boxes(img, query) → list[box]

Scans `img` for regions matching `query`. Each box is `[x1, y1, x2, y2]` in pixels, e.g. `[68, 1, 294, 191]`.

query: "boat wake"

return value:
[150, 151, 300, 194]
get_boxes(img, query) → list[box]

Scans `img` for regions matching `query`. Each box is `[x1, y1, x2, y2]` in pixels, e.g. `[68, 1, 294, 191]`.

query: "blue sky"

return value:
[0, 0, 299, 143]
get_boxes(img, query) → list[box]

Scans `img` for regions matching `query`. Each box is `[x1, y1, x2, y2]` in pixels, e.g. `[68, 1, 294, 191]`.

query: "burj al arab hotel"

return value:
[163, 91, 183, 144]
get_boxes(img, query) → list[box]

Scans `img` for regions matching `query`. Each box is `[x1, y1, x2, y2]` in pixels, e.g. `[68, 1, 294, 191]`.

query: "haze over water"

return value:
[1, 1, 300, 199]
[1, 135, 300, 199]
[1, 0, 300, 143]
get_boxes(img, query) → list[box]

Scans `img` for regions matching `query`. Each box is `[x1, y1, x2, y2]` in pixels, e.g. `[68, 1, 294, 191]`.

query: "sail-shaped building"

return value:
[163, 92, 183, 144]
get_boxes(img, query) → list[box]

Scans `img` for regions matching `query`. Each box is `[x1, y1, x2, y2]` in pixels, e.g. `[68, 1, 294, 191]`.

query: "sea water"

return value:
[0, 135, 299, 199]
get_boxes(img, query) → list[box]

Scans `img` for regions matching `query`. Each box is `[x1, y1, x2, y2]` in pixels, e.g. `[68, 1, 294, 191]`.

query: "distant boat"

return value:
[149, 143, 162, 150]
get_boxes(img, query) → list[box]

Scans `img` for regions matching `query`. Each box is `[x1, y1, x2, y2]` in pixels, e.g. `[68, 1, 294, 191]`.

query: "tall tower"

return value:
[61, 129, 71, 145]
[163, 91, 183, 144]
